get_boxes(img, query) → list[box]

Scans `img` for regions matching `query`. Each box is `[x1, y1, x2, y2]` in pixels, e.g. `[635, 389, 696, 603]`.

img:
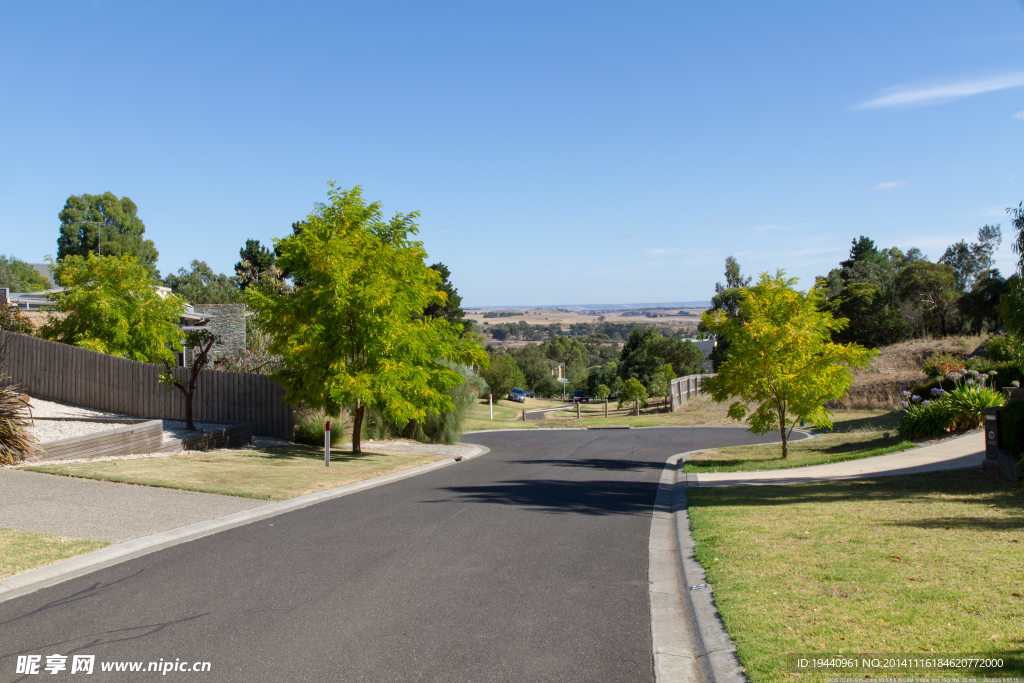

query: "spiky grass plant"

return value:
[0, 379, 37, 465]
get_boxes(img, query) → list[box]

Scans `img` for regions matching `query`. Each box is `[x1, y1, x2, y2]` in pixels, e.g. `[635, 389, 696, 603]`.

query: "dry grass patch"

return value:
[27, 445, 442, 500]
[687, 470, 1024, 681]
[839, 336, 986, 410]
[0, 528, 107, 578]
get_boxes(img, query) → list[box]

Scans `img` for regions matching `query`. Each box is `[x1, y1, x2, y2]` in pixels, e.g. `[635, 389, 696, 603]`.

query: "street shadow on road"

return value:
[508, 458, 665, 472]
[429, 478, 665, 516]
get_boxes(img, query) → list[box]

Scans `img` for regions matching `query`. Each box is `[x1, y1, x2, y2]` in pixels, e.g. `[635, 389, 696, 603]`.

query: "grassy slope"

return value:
[688, 469, 1024, 681]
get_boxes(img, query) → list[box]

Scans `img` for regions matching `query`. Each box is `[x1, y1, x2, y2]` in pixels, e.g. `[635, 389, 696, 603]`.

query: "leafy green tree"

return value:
[423, 262, 467, 331]
[56, 193, 159, 277]
[508, 343, 554, 393]
[0, 255, 50, 292]
[159, 329, 218, 430]
[481, 353, 526, 399]
[826, 281, 911, 348]
[234, 239, 280, 290]
[618, 377, 648, 416]
[41, 254, 183, 363]
[163, 260, 240, 303]
[895, 261, 960, 336]
[594, 384, 611, 401]
[654, 337, 704, 376]
[703, 256, 751, 369]
[245, 184, 485, 454]
[940, 226, 1000, 292]
[958, 269, 1007, 334]
[646, 363, 674, 405]
[701, 272, 874, 458]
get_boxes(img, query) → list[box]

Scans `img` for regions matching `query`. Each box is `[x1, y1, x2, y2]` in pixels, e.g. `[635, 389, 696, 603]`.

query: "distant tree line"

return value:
[483, 319, 687, 343]
[480, 326, 704, 401]
[702, 221, 1012, 358]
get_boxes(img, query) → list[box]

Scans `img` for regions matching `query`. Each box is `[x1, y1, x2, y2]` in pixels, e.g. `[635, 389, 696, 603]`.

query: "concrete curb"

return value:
[649, 430, 814, 682]
[0, 444, 489, 605]
[649, 450, 745, 683]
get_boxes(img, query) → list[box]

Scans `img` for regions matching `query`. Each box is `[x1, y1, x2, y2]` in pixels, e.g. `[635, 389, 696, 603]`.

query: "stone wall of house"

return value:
[191, 304, 247, 362]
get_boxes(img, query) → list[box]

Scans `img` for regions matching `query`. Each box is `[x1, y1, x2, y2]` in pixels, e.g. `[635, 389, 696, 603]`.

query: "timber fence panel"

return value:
[0, 331, 292, 438]
[669, 373, 714, 412]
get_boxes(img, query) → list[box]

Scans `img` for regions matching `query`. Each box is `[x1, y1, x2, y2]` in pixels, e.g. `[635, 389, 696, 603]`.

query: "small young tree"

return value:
[619, 377, 647, 416]
[594, 384, 611, 401]
[42, 254, 183, 363]
[701, 271, 875, 458]
[159, 329, 219, 431]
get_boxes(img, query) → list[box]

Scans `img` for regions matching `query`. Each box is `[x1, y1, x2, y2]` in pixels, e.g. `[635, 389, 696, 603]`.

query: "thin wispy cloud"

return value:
[1014, 110, 1024, 120]
[646, 247, 681, 257]
[752, 224, 786, 233]
[858, 72, 1024, 109]
[619, 232, 637, 239]
[874, 180, 907, 190]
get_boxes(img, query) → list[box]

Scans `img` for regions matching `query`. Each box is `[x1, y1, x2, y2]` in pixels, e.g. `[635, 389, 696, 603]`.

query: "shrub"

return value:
[898, 370, 1005, 439]
[365, 364, 486, 445]
[898, 398, 954, 440]
[0, 306, 32, 334]
[293, 406, 344, 447]
[982, 334, 1021, 362]
[945, 384, 1004, 430]
[0, 378, 37, 464]
[998, 400, 1024, 459]
[922, 352, 965, 378]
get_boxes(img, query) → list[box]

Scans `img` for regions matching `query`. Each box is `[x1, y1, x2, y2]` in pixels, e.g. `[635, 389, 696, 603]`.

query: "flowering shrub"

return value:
[922, 353, 966, 379]
[898, 370, 1004, 440]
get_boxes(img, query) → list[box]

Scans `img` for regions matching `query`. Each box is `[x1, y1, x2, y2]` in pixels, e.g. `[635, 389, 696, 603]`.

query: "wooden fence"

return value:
[669, 373, 713, 412]
[1, 331, 292, 438]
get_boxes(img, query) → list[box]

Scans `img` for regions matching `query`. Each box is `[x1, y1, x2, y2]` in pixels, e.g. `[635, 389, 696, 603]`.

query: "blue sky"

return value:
[2, 1, 1023, 306]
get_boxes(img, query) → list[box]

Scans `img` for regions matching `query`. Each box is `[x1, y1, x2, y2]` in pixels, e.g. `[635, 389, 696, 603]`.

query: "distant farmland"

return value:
[466, 305, 707, 346]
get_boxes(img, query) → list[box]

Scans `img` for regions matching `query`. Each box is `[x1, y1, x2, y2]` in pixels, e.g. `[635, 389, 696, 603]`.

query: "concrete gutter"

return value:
[0, 444, 489, 605]
[649, 429, 814, 682]
[649, 450, 746, 682]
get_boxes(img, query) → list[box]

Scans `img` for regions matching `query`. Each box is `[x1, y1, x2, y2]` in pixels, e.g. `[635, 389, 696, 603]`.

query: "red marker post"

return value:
[324, 420, 331, 467]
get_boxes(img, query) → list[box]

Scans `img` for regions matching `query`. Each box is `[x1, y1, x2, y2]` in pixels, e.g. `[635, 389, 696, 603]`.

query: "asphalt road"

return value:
[0, 427, 778, 682]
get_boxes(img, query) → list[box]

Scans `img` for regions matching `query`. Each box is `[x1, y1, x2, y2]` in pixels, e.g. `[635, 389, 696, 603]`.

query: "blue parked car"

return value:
[508, 388, 528, 403]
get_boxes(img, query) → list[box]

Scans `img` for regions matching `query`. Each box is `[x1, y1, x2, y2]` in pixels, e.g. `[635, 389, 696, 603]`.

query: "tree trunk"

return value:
[352, 403, 364, 455]
[185, 388, 195, 431]
[779, 416, 788, 458]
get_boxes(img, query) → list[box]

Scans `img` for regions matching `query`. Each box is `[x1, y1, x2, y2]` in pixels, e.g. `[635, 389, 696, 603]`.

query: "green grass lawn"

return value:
[0, 528, 107, 578]
[687, 469, 1024, 681]
[683, 410, 917, 472]
[463, 394, 736, 432]
[26, 444, 443, 500]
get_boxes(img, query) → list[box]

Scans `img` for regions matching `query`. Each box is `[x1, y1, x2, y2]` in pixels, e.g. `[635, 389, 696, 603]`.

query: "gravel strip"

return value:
[26, 420, 126, 444]
[22, 397, 226, 444]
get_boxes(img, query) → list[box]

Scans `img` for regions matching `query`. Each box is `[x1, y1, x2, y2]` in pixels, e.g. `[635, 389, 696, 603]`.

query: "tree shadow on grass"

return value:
[825, 413, 899, 433]
[428, 478, 664, 517]
[687, 470, 1024, 530]
[257, 445, 395, 464]
[684, 456, 785, 471]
